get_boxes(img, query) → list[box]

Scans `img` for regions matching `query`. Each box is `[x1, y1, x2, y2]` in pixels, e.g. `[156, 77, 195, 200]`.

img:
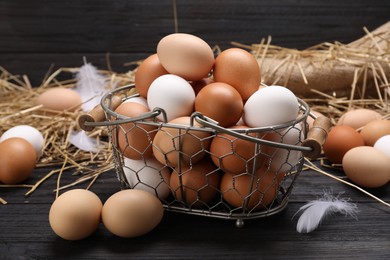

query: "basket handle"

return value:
[77, 95, 123, 131]
[301, 116, 332, 159]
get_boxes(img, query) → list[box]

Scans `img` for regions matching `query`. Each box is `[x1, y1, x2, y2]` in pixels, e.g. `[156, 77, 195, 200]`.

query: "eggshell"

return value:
[322, 125, 365, 164]
[195, 82, 243, 127]
[123, 157, 171, 200]
[102, 189, 164, 238]
[36, 87, 82, 112]
[147, 74, 195, 122]
[135, 54, 168, 98]
[209, 125, 265, 175]
[374, 135, 390, 158]
[0, 137, 36, 184]
[337, 109, 382, 129]
[114, 102, 157, 160]
[213, 48, 260, 101]
[220, 166, 279, 210]
[342, 146, 390, 188]
[49, 189, 102, 240]
[0, 125, 45, 157]
[170, 158, 220, 206]
[263, 124, 304, 173]
[360, 119, 390, 146]
[152, 116, 212, 167]
[157, 33, 214, 81]
[243, 85, 299, 128]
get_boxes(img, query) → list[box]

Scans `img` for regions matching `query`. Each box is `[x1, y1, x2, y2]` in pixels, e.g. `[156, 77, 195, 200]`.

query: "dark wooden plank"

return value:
[0, 0, 388, 52]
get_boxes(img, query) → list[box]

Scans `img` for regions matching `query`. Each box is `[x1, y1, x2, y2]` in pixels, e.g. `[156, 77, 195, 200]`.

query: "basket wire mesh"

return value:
[82, 84, 324, 227]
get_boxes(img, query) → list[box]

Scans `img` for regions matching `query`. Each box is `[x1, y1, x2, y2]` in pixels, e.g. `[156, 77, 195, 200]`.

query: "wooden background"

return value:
[1, 0, 390, 259]
[0, 0, 389, 86]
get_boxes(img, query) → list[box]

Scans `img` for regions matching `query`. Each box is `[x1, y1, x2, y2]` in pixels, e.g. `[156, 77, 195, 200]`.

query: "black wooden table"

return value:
[1, 1, 390, 259]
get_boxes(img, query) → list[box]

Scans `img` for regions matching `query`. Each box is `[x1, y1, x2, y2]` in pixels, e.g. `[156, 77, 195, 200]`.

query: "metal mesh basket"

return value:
[79, 84, 330, 227]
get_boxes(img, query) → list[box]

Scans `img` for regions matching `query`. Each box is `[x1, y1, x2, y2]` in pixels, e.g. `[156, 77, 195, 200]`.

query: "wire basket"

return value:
[79, 84, 330, 227]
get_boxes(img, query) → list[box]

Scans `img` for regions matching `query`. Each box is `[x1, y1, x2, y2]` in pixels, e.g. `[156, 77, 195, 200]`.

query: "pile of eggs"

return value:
[322, 108, 390, 188]
[113, 33, 304, 211]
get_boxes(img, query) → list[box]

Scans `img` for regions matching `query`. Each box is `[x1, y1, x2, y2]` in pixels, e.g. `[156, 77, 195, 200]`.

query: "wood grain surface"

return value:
[0, 0, 390, 259]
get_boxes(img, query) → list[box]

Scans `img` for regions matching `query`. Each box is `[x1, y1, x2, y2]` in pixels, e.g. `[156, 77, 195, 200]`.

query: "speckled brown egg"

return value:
[213, 48, 261, 101]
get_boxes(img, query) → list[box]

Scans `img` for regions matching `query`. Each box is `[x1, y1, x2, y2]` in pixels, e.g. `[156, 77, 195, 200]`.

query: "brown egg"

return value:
[337, 109, 382, 130]
[135, 54, 168, 98]
[36, 87, 82, 112]
[0, 137, 36, 184]
[114, 102, 157, 160]
[102, 189, 164, 238]
[152, 116, 212, 167]
[170, 157, 220, 206]
[220, 166, 279, 210]
[210, 125, 265, 175]
[323, 125, 365, 164]
[213, 48, 261, 101]
[360, 119, 390, 146]
[342, 146, 390, 188]
[195, 82, 243, 127]
[157, 33, 214, 81]
[49, 189, 102, 240]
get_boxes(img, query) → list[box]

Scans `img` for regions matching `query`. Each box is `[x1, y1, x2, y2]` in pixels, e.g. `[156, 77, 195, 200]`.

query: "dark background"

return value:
[0, 0, 389, 86]
[1, 1, 390, 259]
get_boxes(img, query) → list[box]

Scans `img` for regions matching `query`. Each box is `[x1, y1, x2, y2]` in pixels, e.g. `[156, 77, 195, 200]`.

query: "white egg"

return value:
[374, 135, 390, 158]
[266, 124, 304, 173]
[0, 125, 45, 157]
[147, 74, 195, 121]
[243, 85, 299, 127]
[123, 96, 148, 108]
[123, 157, 171, 199]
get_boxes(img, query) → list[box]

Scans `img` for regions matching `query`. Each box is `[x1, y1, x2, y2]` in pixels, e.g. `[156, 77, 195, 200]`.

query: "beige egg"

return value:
[36, 87, 82, 112]
[360, 119, 390, 146]
[49, 189, 102, 240]
[342, 146, 390, 188]
[152, 116, 212, 167]
[102, 189, 164, 238]
[337, 109, 382, 129]
[157, 33, 214, 81]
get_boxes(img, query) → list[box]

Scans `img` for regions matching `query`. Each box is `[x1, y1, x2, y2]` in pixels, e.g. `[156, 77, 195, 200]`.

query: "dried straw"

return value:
[0, 66, 134, 197]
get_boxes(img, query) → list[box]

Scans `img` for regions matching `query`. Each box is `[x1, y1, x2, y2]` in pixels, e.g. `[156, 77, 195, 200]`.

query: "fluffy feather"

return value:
[69, 129, 99, 152]
[295, 192, 358, 233]
[74, 57, 107, 112]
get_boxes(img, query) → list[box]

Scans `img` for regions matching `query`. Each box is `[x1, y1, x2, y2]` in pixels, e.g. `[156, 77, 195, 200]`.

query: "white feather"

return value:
[69, 129, 99, 152]
[295, 192, 358, 233]
[74, 57, 107, 112]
